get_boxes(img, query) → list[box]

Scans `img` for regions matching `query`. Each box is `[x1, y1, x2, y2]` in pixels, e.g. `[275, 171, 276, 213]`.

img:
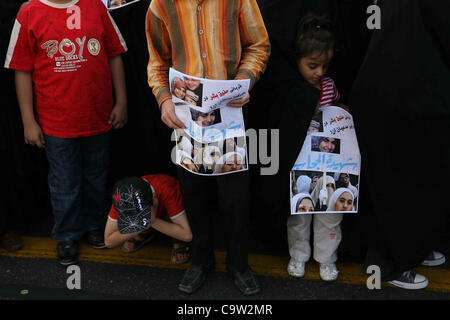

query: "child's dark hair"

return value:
[295, 13, 335, 59]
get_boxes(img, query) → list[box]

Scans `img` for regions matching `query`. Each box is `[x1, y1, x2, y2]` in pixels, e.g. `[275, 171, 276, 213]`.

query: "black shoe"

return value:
[178, 263, 213, 294]
[57, 241, 79, 266]
[229, 266, 261, 296]
[86, 229, 106, 249]
[388, 271, 428, 290]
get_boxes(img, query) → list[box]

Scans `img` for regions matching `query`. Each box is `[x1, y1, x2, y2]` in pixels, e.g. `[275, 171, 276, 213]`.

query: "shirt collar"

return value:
[39, 0, 79, 9]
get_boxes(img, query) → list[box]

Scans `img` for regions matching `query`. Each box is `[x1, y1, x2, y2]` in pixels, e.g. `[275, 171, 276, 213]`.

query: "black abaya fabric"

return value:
[0, 0, 52, 232]
[349, 0, 450, 280]
[108, 0, 176, 182]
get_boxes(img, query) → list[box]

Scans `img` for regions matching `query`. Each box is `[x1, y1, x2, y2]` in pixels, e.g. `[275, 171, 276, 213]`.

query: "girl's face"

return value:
[297, 198, 314, 213]
[222, 154, 243, 173]
[335, 192, 353, 211]
[174, 86, 186, 99]
[319, 137, 336, 153]
[339, 174, 350, 187]
[297, 49, 333, 87]
[198, 112, 215, 127]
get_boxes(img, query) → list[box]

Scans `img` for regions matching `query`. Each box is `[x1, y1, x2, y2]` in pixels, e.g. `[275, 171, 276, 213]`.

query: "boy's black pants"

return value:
[177, 167, 250, 273]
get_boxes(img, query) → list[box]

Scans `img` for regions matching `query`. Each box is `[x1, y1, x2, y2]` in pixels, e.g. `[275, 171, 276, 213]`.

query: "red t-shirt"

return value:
[108, 174, 185, 221]
[5, 0, 127, 138]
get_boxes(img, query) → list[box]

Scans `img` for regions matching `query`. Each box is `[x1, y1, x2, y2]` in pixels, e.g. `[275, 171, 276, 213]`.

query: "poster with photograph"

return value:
[101, 0, 141, 10]
[175, 130, 248, 176]
[290, 106, 361, 215]
[170, 68, 250, 176]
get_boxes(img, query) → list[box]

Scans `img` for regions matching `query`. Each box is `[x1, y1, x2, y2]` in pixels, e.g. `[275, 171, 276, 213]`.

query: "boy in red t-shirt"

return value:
[104, 175, 192, 264]
[5, 0, 127, 265]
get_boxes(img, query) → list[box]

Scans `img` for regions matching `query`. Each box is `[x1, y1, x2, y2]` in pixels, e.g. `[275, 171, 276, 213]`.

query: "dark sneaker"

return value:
[388, 271, 428, 290]
[178, 263, 213, 294]
[86, 229, 106, 249]
[421, 251, 446, 267]
[230, 267, 261, 296]
[57, 241, 79, 266]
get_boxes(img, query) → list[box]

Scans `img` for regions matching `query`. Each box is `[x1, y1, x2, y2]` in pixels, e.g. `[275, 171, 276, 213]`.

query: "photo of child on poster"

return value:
[290, 106, 360, 214]
[169, 68, 249, 112]
[291, 170, 359, 213]
[190, 109, 222, 128]
[175, 130, 248, 176]
[171, 76, 204, 107]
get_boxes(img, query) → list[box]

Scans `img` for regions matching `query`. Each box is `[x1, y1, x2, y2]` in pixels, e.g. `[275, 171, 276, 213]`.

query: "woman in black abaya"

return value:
[349, 0, 449, 288]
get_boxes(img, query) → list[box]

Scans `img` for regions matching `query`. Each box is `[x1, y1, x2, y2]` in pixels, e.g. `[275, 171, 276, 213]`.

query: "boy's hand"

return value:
[227, 92, 250, 108]
[161, 99, 185, 129]
[108, 104, 127, 129]
[24, 120, 45, 148]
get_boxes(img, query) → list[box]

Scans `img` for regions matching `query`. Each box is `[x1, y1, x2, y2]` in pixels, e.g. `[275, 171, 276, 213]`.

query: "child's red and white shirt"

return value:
[319, 77, 340, 107]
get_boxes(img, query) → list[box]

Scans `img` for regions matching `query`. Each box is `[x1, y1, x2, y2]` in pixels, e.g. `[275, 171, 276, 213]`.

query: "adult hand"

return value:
[161, 99, 185, 129]
[108, 103, 128, 129]
[24, 120, 45, 148]
[227, 92, 250, 108]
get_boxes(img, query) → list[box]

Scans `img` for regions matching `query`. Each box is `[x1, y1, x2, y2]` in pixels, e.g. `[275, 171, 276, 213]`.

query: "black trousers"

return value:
[177, 166, 250, 272]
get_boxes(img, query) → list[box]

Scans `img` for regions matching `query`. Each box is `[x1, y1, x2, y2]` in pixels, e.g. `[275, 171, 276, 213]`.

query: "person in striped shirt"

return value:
[287, 13, 347, 283]
[145, 0, 270, 296]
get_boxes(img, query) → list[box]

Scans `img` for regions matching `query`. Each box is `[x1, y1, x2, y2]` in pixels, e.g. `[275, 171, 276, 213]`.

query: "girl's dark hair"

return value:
[295, 13, 335, 59]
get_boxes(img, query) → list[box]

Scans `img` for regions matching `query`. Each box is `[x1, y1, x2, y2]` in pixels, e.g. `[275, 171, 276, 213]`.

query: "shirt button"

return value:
[199, 29, 204, 35]
[202, 53, 207, 58]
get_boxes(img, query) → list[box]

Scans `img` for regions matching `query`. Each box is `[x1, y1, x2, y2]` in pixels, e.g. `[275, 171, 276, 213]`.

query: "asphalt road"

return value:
[1, 213, 449, 313]
[1, 248, 450, 300]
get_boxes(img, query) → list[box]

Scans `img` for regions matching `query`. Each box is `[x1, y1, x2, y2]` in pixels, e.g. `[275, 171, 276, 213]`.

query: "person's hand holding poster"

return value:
[290, 106, 361, 214]
[170, 68, 249, 176]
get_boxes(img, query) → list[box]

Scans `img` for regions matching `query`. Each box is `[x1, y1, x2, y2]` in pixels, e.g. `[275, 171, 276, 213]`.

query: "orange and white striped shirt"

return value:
[146, 0, 271, 108]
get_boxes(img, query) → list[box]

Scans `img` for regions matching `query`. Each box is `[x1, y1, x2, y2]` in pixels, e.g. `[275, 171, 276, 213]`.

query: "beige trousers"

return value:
[287, 213, 343, 264]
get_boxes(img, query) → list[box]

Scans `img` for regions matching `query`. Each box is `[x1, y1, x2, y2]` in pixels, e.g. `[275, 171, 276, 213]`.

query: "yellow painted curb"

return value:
[1, 236, 450, 292]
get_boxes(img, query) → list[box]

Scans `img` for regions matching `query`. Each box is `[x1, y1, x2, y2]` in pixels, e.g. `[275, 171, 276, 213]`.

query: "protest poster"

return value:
[290, 106, 361, 215]
[170, 68, 249, 176]
[101, 0, 141, 10]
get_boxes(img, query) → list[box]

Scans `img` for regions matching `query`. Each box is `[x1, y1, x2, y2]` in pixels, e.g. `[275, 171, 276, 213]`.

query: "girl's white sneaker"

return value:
[287, 258, 305, 278]
[319, 263, 339, 281]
